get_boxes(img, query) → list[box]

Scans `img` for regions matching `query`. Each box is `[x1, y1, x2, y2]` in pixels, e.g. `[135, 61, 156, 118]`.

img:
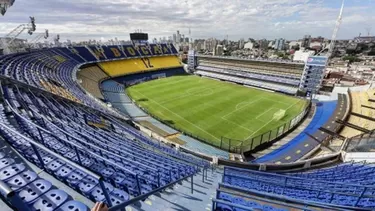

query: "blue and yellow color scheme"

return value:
[68, 44, 178, 62]
[98, 56, 182, 77]
[53, 55, 66, 63]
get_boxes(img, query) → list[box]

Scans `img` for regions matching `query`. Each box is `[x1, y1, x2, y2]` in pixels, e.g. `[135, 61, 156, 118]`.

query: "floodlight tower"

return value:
[1, 16, 36, 54]
[326, 0, 345, 59]
[29, 29, 49, 48]
[0, 0, 15, 15]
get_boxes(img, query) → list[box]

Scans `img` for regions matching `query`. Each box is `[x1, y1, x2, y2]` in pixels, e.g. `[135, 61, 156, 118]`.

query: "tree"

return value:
[342, 55, 361, 63]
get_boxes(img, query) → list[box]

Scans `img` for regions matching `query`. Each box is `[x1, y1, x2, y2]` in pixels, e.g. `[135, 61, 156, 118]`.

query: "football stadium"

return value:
[1, 1, 375, 211]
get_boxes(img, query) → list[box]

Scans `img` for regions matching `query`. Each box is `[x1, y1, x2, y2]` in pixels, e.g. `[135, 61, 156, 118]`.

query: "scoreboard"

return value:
[130, 33, 148, 42]
[299, 56, 327, 96]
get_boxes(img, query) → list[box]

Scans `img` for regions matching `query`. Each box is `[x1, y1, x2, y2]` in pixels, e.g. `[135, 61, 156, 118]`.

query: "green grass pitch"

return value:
[127, 75, 307, 148]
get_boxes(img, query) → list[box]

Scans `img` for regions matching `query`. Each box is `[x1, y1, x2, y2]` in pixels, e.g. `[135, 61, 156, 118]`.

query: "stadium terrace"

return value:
[0, 29, 374, 211]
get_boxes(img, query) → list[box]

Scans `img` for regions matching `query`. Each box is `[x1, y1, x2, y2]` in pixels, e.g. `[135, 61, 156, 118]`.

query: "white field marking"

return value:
[222, 97, 264, 119]
[175, 97, 254, 133]
[262, 97, 290, 106]
[131, 89, 221, 141]
[256, 107, 278, 120]
[221, 116, 254, 133]
[235, 101, 253, 110]
[138, 76, 190, 91]
[159, 85, 227, 105]
[245, 99, 302, 140]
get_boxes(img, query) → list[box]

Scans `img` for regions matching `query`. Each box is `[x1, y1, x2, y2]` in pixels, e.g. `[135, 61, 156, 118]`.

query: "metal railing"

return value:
[223, 166, 375, 207]
[0, 122, 112, 208]
[216, 183, 367, 211]
[0, 180, 31, 211]
[129, 87, 311, 154]
[3, 100, 202, 210]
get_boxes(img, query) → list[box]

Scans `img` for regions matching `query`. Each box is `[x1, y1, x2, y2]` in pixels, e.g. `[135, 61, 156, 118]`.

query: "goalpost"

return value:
[273, 109, 286, 121]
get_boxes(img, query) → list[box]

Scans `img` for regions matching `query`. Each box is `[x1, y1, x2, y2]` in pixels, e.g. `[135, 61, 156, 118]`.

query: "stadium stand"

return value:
[198, 60, 302, 78]
[0, 84, 209, 208]
[0, 43, 214, 210]
[215, 166, 375, 210]
[195, 70, 298, 94]
[195, 57, 303, 94]
[98, 56, 182, 77]
[339, 90, 375, 138]
[0, 104, 90, 210]
[198, 57, 304, 76]
[1, 42, 374, 211]
[76, 65, 109, 100]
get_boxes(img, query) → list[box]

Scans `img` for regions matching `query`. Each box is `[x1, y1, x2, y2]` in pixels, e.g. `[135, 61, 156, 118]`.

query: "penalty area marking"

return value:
[244, 99, 303, 140]
[222, 97, 263, 119]
[255, 107, 279, 120]
[131, 89, 221, 141]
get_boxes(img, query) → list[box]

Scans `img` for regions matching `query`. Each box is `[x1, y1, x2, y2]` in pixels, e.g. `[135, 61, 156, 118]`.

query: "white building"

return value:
[214, 45, 224, 56]
[244, 42, 254, 49]
[293, 50, 315, 62]
[0, 37, 28, 55]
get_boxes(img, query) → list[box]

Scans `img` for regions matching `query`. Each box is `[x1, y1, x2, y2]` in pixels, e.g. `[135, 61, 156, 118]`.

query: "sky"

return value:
[0, 0, 374, 42]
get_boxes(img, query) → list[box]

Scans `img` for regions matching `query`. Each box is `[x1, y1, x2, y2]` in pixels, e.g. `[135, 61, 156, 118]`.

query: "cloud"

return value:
[0, 0, 373, 42]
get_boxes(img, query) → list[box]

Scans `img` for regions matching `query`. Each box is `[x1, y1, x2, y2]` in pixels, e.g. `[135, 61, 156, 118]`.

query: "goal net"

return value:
[273, 109, 286, 121]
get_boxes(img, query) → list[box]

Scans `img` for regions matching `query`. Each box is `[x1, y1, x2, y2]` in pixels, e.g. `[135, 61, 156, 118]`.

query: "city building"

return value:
[293, 50, 315, 62]
[274, 38, 285, 51]
[354, 36, 375, 43]
[258, 39, 269, 49]
[214, 44, 224, 56]
[289, 40, 302, 50]
[239, 38, 245, 49]
[173, 34, 177, 43]
[176, 30, 181, 44]
[301, 35, 311, 48]
[244, 42, 254, 49]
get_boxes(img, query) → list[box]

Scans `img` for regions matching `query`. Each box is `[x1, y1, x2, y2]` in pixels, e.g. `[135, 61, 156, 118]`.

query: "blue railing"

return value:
[216, 183, 362, 211]
[0, 122, 112, 209]
[223, 167, 375, 208]
[4, 100, 202, 210]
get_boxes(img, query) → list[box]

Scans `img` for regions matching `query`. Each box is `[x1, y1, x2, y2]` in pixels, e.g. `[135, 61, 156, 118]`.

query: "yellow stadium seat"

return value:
[98, 56, 182, 77]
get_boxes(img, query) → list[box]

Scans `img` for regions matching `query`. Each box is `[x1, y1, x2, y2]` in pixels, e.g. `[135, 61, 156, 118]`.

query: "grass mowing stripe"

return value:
[127, 75, 307, 149]
[131, 89, 221, 141]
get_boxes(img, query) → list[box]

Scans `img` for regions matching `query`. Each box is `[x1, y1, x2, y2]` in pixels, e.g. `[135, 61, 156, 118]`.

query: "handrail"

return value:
[107, 115, 208, 167]
[0, 121, 103, 181]
[5, 100, 138, 176]
[222, 173, 375, 203]
[0, 121, 114, 206]
[80, 123, 179, 171]
[212, 199, 254, 211]
[0, 180, 32, 211]
[108, 173, 194, 211]
[32, 89, 199, 171]
[216, 189, 326, 211]
[46, 115, 164, 172]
